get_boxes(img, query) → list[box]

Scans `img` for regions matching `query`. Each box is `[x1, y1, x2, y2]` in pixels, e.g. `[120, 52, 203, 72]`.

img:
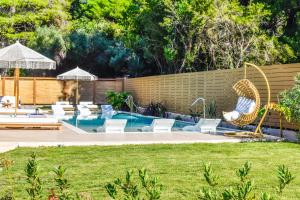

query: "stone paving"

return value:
[0, 124, 242, 152]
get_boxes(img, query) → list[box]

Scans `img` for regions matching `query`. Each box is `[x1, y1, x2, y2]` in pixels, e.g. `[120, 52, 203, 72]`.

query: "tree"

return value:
[0, 0, 70, 45]
[161, 0, 295, 72]
[29, 26, 67, 66]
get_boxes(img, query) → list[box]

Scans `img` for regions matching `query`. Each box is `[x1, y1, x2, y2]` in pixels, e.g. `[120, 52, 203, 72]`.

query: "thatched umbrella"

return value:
[57, 67, 97, 104]
[0, 41, 56, 114]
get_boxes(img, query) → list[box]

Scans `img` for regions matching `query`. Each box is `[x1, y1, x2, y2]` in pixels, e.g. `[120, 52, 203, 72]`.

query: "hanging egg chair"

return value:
[223, 63, 271, 136]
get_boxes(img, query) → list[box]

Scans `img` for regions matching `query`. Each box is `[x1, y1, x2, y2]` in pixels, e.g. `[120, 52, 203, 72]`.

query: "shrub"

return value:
[280, 74, 300, 127]
[206, 100, 217, 118]
[143, 102, 167, 117]
[25, 153, 42, 200]
[53, 165, 71, 199]
[105, 91, 130, 111]
[105, 168, 163, 200]
[199, 162, 295, 200]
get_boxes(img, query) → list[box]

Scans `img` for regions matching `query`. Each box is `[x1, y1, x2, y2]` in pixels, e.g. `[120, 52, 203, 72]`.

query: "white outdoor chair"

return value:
[77, 105, 92, 116]
[223, 96, 256, 122]
[55, 101, 74, 111]
[182, 118, 221, 133]
[97, 119, 127, 133]
[101, 105, 117, 119]
[141, 119, 175, 133]
[56, 101, 70, 105]
[79, 101, 98, 110]
[51, 105, 66, 116]
[0, 116, 61, 130]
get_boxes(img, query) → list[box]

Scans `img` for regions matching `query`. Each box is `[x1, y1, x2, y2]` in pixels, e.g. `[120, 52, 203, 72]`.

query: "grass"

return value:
[0, 142, 299, 199]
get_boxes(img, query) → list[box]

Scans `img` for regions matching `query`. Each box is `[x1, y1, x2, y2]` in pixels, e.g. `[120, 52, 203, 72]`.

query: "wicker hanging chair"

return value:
[223, 79, 261, 126]
[223, 63, 271, 136]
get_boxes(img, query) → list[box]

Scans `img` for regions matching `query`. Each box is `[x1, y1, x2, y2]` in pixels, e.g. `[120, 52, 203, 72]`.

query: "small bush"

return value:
[25, 153, 42, 200]
[105, 168, 163, 200]
[199, 162, 295, 200]
[105, 91, 130, 111]
[143, 102, 167, 117]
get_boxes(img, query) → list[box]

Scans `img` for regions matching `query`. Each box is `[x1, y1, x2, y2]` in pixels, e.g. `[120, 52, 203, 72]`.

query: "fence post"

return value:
[2, 77, 5, 96]
[33, 78, 36, 105]
[93, 81, 96, 104]
[122, 76, 128, 92]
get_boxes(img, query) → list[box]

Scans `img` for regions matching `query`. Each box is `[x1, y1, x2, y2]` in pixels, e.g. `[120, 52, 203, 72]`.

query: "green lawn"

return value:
[0, 142, 300, 199]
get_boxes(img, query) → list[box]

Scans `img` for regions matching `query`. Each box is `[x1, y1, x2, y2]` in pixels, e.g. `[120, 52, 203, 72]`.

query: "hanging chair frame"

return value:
[224, 63, 271, 136]
[243, 63, 271, 135]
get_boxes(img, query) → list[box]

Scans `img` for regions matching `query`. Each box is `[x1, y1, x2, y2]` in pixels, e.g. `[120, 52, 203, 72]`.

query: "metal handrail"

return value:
[191, 97, 206, 119]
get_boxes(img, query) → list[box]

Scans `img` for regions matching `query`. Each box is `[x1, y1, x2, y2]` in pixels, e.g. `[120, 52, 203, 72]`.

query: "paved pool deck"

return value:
[0, 123, 243, 152]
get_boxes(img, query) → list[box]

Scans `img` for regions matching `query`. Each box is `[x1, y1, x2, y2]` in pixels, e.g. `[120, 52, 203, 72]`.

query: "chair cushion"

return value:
[223, 111, 240, 121]
[235, 97, 256, 114]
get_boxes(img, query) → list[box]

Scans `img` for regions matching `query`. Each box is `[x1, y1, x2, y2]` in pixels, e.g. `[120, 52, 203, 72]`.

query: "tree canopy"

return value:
[0, 0, 299, 77]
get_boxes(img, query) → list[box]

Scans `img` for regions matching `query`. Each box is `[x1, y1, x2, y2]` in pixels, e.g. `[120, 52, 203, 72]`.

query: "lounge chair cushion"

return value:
[77, 105, 92, 116]
[223, 111, 241, 122]
[79, 101, 93, 105]
[0, 108, 41, 114]
[0, 96, 16, 107]
[0, 116, 58, 123]
[56, 101, 70, 105]
[52, 105, 66, 116]
[235, 97, 256, 114]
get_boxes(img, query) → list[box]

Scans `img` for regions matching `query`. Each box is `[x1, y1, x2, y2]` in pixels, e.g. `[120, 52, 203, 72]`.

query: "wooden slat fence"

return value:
[125, 63, 300, 129]
[0, 77, 124, 105]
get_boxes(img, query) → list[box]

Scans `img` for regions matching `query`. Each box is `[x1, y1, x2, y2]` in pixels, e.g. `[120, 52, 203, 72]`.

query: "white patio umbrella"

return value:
[57, 67, 97, 104]
[0, 41, 56, 114]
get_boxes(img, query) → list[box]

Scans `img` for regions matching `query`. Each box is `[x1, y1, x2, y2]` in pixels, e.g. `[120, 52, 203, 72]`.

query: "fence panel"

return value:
[0, 77, 124, 105]
[125, 63, 300, 129]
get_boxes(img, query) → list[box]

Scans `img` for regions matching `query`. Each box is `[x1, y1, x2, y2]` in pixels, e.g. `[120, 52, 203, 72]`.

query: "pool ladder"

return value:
[191, 97, 206, 119]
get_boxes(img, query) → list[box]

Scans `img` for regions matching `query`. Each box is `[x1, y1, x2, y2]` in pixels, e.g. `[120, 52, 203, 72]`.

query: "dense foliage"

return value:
[0, 0, 299, 77]
[280, 74, 300, 127]
[105, 91, 130, 110]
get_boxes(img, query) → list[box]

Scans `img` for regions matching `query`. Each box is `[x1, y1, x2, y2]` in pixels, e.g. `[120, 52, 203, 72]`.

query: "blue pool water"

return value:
[63, 112, 194, 132]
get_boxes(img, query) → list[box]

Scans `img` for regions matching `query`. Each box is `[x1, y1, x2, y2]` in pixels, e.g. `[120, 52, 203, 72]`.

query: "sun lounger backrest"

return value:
[104, 119, 127, 133]
[151, 119, 175, 133]
[52, 105, 65, 115]
[80, 101, 93, 105]
[56, 101, 70, 105]
[101, 105, 114, 111]
[196, 119, 221, 128]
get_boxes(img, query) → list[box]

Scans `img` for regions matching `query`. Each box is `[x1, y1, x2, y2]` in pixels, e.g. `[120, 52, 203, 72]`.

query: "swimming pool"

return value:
[63, 112, 194, 132]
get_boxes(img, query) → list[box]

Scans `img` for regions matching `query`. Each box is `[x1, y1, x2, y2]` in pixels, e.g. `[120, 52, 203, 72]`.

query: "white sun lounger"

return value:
[77, 105, 92, 116]
[97, 119, 127, 133]
[0, 116, 61, 130]
[52, 105, 66, 116]
[182, 118, 221, 133]
[141, 119, 175, 133]
[0, 108, 41, 115]
[55, 101, 74, 112]
[79, 101, 98, 111]
[77, 115, 98, 120]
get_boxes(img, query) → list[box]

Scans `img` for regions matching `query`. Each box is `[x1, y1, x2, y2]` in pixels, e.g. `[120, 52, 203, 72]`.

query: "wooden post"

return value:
[33, 78, 36, 105]
[122, 76, 127, 92]
[2, 77, 5, 96]
[76, 78, 79, 105]
[93, 81, 96, 104]
[14, 68, 20, 115]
